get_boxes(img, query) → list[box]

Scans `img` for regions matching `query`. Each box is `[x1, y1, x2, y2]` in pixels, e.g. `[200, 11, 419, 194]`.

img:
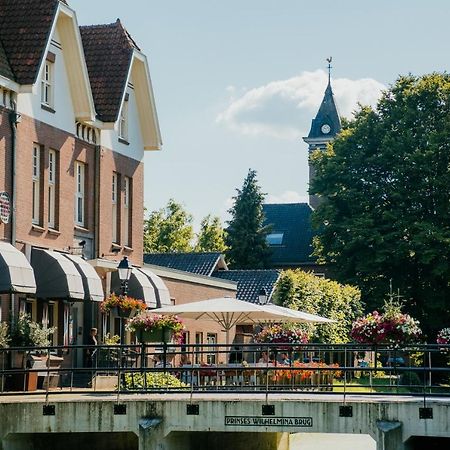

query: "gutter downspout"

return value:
[8, 100, 19, 246]
[9, 98, 20, 327]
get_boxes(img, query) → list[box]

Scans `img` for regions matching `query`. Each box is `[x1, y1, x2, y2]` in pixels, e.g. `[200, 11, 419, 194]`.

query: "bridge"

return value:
[1, 343, 449, 450]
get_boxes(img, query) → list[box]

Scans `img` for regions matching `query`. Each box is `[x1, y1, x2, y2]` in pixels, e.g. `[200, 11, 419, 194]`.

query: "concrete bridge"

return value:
[0, 393, 449, 450]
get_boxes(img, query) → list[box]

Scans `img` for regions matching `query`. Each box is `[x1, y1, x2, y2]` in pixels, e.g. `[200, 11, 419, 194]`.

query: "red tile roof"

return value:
[80, 19, 139, 123]
[0, 0, 60, 84]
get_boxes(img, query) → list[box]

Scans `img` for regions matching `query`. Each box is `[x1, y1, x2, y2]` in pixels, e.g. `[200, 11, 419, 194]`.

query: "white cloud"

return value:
[266, 191, 309, 204]
[216, 70, 385, 140]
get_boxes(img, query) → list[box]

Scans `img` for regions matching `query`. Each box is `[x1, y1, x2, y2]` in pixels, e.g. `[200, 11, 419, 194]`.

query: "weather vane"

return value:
[326, 56, 332, 83]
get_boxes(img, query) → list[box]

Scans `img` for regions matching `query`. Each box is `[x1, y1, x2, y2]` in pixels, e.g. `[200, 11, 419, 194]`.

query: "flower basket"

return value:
[126, 314, 184, 344]
[437, 328, 450, 353]
[100, 294, 146, 317]
[137, 328, 173, 343]
[350, 304, 422, 346]
[253, 324, 309, 350]
[111, 307, 138, 319]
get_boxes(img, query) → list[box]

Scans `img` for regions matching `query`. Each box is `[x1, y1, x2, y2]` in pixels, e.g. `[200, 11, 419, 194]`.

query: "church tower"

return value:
[303, 58, 341, 209]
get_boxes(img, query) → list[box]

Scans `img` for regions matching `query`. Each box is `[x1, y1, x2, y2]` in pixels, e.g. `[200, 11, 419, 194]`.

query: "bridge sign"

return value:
[225, 416, 313, 427]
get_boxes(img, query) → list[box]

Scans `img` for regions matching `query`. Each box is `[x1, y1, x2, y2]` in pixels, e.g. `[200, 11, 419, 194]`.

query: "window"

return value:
[74, 162, 85, 226]
[123, 176, 131, 246]
[195, 332, 203, 364]
[112, 172, 119, 243]
[41, 60, 54, 107]
[32, 145, 41, 224]
[119, 95, 129, 141]
[266, 232, 284, 246]
[206, 333, 217, 365]
[48, 150, 57, 228]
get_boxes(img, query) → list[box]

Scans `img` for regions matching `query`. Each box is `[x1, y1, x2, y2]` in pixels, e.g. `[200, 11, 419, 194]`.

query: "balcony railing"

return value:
[1, 343, 449, 398]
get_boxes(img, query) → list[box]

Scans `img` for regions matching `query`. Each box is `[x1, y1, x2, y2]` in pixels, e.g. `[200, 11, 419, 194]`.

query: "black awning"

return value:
[0, 242, 36, 294]
[64, 254, 104, 302]
[31, 249, 84, 300]
[111, 268, 157, 308]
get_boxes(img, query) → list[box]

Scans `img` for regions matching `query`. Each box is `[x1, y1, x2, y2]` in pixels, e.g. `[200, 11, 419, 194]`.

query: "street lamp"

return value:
[117, 256, 132, 296]
[258, 287, 269, 305]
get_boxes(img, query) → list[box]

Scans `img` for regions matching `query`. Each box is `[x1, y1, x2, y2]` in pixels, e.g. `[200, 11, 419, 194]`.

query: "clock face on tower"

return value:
[321, 124, 331, 134]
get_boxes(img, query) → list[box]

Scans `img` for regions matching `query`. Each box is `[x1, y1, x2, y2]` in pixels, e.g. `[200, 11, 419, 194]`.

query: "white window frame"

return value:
[40, 60, 54, 107]
[48, 149, 56, 228]
[74, 162, 85, 226]
[119, 97, 128, 141]
[112, 172, 118, 243]
[32, 145, 41, 224]
[123, 176, 130, 246]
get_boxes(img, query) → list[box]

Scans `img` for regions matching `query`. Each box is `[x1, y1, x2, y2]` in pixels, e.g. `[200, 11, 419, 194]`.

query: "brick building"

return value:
[0, 0, 163, 349]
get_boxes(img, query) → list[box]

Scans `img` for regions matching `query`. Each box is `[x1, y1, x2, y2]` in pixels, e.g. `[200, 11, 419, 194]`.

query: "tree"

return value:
[225, 169, 271, 269]
[143, 199, 194, 253]
[273, 270, 363, 344]
[195, 215, 228, 252]
[311, 73, 450, 334]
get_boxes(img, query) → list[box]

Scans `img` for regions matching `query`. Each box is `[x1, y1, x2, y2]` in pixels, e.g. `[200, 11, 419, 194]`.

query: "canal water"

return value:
[290, 433, 376, 449]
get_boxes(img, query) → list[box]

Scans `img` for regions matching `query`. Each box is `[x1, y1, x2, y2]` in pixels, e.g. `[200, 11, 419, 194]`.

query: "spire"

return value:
[303, 58, 341, 142]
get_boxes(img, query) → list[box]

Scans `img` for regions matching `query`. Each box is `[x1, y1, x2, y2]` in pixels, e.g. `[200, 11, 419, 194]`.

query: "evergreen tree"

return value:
[225, 169, 271, 269]
[311, 73, 450, 334]
[144, 199, 194, 253]
[195, 215, 227, 252]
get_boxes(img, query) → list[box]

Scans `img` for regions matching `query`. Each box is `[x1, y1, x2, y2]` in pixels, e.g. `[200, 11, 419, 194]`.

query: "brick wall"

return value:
[98, 147, 144, 265]
[160, 277, 238, 355]
[5, 112, 144, 265]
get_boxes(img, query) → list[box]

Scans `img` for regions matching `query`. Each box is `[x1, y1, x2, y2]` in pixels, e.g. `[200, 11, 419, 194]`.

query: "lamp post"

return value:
[117, 257, 132, 343]
[117, 256, 132, 296]
[258, 287, 269, 305]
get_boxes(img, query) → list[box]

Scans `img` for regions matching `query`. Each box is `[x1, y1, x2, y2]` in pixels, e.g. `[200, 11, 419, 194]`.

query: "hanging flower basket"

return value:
[253, 324, 309, 350]
[437, 328, 450, 353]
[137, 328, 174, 343]
[350, 304, 422, 346]
[100, 293, 146, 317]
[126, 314, 184, 344]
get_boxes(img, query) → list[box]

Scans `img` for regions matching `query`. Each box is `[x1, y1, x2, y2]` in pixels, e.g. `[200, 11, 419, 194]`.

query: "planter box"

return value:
[92, 375, 117, 391]
[111, 307, 138, 319]
[137, 329, 173, 343]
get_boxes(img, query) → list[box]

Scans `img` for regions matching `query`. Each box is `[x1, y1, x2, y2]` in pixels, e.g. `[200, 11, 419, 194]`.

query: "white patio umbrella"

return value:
[260, 303, 336, 324]
[152, 297, 331, 345]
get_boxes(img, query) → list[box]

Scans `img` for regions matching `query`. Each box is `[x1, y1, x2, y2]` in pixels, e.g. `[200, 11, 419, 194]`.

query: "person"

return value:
[258, 351, 269, 364]
[280, 352, 291, 366]
[85, 328, 98, 367]
[154, 354, 172, 369]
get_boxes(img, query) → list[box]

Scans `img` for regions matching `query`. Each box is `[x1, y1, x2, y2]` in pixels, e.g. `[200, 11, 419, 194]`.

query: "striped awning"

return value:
[0, 242, 36, 294]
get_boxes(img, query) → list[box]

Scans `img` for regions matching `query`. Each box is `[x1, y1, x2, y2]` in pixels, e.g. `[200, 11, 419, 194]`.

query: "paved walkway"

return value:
[1, 391, 449, 404]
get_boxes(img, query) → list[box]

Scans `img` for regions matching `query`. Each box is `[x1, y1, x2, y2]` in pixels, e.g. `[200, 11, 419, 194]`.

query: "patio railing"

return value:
[1, 343, 449, 399]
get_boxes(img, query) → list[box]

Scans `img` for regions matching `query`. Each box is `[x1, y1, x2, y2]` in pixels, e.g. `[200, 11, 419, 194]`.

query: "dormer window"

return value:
[41, 53, 55, 109]
[266, 232, 284, 246]
[119, 93, 129, 142]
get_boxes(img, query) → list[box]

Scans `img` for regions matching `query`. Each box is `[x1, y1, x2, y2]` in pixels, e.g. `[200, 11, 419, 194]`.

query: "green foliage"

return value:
[144, 199, 194, 253]
[273, 270, 363, 344]
[311, 73, 450, 334]
[195, 215, 228, 252]
[122, 372, 188, 390]
[225, 169, 271, 269]
[0, 322, 10, 348]
[11, 313, 56, 347]
[103, 333, 120, 345]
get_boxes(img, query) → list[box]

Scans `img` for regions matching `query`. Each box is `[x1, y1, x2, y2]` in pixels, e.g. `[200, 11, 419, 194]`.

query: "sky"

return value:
[71, 0, 450, 229]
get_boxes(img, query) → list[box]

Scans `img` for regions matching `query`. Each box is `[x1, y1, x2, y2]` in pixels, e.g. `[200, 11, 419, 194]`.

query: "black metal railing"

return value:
[1, 343, 449, 399]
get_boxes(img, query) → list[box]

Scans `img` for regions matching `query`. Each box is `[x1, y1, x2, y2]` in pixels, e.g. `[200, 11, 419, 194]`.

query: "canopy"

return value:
[153, 297, 322, 344]
[111, 269, 157, 308]
[260, 303, 335, 324]
[138, 267, 171, 307]
[0, 242, 36, 294]
[31, 249, 84, 300]
[64, 254, 104, 302]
